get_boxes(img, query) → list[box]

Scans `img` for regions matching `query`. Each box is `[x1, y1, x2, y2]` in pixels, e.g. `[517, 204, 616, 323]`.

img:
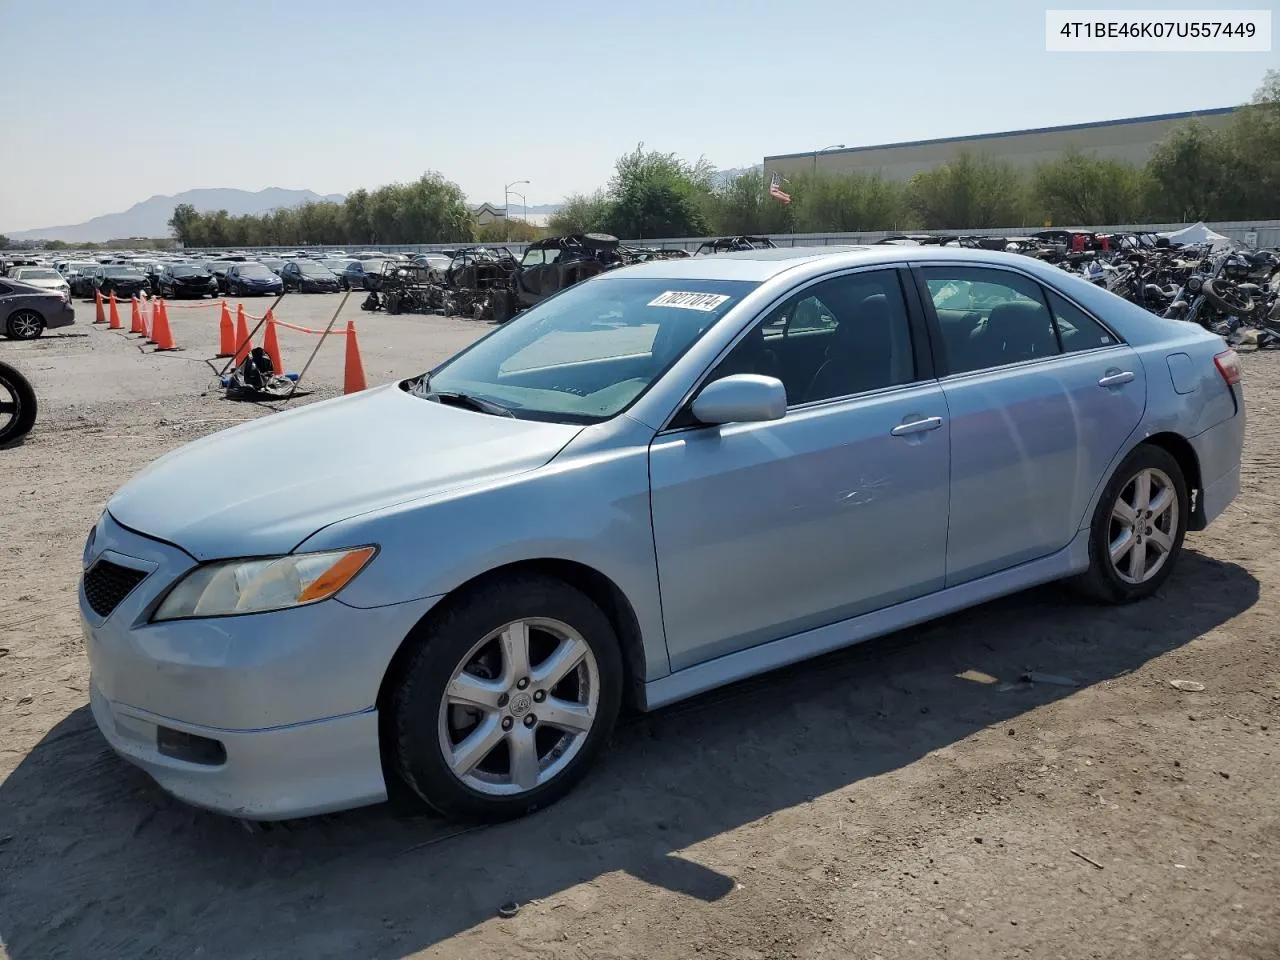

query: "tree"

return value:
[1143, 122, 1229, 221]
[1031, 149, 1146, 225]
[604, 144, 713, 239]
[547, 191, 611, 235]
[705, 170, 795, 235]
[788, 170, 905, 232]
[475, 219, 542, 242]
[167, 203, 203, 245]
[0, 234, 11, 248]
[907, 152, 1025, 229]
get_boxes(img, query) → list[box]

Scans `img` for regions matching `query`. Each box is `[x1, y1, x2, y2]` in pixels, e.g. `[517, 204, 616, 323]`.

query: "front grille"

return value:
[83, 559, 148, 618]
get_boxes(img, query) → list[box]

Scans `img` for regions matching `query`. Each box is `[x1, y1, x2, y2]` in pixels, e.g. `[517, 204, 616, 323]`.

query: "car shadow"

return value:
[0, 550, 1258, 959]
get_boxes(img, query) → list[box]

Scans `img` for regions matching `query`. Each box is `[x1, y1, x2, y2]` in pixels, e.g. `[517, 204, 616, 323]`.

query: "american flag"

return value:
[769, 171, 791, 204]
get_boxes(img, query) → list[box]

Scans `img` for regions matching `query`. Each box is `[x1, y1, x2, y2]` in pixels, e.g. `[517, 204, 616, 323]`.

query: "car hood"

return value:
[107, 384, 583, 561]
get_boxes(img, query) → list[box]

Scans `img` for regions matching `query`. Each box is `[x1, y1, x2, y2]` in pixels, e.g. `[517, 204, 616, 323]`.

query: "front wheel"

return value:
[390, 575, 623, 822]
[1075, 444, 1188, 603]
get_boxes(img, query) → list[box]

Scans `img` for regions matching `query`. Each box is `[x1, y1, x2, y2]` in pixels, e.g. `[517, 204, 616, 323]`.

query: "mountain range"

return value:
[5, 188, 346, 243]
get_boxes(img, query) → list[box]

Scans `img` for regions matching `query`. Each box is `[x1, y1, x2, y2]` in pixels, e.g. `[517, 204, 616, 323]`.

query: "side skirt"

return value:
[642, 529, 1092, 711]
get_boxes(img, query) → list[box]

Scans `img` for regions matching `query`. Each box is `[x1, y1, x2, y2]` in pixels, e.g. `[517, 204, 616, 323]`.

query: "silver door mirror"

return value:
[691, 374, 787, 425]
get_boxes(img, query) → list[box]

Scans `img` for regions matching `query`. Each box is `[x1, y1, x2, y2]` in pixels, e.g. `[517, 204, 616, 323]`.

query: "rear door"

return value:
[913, 264, 1146, 586]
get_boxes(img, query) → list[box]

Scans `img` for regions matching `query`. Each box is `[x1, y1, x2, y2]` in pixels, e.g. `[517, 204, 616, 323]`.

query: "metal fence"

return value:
[188, 219, 1280, 258]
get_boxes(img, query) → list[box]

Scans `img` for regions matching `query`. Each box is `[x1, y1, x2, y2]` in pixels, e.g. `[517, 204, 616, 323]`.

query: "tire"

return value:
[5, 310, 45, 340]
[390, 574, 624, 822]
[0, 361, 37, 446]
[1075, 444, 1189, 603]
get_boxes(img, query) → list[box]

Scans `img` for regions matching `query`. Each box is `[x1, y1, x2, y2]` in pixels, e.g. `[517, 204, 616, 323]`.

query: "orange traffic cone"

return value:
[216, 301, 235, 357]
[263, 311, 284, 374]
[108, 293, 122, 330]
[152, 300, 178, 351]
[343, 321, 367, 394]
[94, 289, 106, 323]
[130, 297, 141, 334]
[234, 304, 251, 364]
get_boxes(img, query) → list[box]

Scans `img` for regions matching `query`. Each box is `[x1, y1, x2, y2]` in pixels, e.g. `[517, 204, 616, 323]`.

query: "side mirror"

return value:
[691, 374, 786, 425]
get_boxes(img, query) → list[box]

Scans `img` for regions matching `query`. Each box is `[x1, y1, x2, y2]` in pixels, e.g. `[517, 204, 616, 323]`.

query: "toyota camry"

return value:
[81, 246, 1244, 822]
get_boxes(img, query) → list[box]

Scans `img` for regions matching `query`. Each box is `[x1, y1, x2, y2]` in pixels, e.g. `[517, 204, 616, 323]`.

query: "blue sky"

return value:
[1, 0, 1274, 231]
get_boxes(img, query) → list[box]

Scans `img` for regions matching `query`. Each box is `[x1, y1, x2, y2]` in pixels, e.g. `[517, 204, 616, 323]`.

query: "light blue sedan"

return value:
[80, 246, 1245, 821]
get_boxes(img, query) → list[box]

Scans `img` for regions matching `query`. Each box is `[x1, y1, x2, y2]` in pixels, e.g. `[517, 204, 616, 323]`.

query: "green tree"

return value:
[1216, 69, 1280, 218]
[788, 170, 905, 232]
[1143, 122, 1229, 221]
[705, 170, 795, 235]
[0, 234, 9, 248]
[547, 191, 611, 235]
[167, 203, 203, 245]
[907, 152, 1025, 229]
[604, 144, 713, 239]
[1031, 149, 1147, 225]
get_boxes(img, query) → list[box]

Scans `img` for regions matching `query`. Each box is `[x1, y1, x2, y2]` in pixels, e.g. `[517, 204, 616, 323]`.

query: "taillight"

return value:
[1214, 349, 1241, 387]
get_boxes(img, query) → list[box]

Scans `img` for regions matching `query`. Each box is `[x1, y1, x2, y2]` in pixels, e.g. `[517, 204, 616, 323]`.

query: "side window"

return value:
[521, 250, 544, 268]
[1046, 290, 1118, 353]
[922, 267, 1059, 375]
[706, 270, 916, 406]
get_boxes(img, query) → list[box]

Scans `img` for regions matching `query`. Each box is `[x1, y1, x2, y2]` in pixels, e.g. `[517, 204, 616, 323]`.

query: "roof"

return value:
[611, 244, 1082, 282]
[764, 107, 1237, 162]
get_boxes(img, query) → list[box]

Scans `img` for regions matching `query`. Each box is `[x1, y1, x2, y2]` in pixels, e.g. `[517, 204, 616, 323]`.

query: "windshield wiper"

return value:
[427, 390, 515, 418]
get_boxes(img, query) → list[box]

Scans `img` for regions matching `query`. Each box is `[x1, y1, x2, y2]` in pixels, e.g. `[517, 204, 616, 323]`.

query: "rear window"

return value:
[173, 265, 211, 277]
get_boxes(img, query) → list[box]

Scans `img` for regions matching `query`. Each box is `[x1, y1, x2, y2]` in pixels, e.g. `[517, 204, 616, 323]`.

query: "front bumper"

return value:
[90, 684, 387, 819]
[80, 511, 440, 819]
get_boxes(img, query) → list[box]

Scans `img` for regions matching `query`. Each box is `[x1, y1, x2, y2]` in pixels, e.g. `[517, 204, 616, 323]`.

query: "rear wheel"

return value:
[0, 361, 37, 446]
[5, 310, 44, 340]
[390, 575, 623, 822]
[1076, 444, 1188, 603]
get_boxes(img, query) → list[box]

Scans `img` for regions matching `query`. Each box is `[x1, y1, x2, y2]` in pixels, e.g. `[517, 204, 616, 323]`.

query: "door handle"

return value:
[890, 416, 944, 437]
[1098, 371, 1135, 388]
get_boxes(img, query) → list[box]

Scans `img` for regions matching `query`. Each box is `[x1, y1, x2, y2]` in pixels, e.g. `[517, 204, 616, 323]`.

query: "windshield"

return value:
[295, 262, 330, 276]
[173, 265, 211, 277]
[17, 268, 61, 281]
[239, 264, 274, 279]
[322, 259, 350, 270]
[68, 262, 97, 272]
[104, 266, 141, 278]
[416, 276, 759, 423]
[260, 259, 284, 268]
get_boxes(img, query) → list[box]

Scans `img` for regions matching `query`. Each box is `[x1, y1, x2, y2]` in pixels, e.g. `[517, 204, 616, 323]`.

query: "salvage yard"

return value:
[1, 297, 1278, 959]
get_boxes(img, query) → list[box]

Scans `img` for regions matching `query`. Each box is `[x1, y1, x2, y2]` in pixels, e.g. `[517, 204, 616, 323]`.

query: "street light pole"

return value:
[811, 144, 846, 176]
[503, 179, 530, 242]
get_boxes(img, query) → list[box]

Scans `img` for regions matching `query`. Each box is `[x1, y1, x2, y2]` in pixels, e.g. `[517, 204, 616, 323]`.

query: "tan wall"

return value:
[764, 112, 1235, 182]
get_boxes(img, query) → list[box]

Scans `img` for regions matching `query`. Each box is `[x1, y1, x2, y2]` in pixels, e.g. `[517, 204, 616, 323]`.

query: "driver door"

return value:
[648, 268, 951, 671]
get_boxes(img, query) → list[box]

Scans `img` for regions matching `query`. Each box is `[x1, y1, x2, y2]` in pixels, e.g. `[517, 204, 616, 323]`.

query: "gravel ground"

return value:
[0, 295, 1276, 960]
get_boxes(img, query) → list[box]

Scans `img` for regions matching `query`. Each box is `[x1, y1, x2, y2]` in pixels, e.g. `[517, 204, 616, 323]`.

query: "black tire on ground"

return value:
[0, 361, 37, 446]
[390, 574, 624, 822]
[5, 310, 45, 340]
[1075, 443, 1189, 604]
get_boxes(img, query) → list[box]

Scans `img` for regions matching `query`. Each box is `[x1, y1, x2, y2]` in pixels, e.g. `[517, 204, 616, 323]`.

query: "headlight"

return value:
[152, 546, 376, 621]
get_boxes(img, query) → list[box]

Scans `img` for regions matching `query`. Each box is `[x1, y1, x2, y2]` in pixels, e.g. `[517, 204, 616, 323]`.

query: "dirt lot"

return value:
[0, 295, 1277, 960]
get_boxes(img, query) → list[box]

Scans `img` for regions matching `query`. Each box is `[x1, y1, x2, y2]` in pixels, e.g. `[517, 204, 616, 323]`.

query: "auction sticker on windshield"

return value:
[648, 291, 732, 311]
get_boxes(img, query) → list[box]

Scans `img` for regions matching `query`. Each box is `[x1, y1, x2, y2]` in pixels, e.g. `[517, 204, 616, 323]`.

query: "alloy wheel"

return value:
[1108, 467, 1179, 584]
[7, 311, 43, 339]
[437, 617, 599, 797]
